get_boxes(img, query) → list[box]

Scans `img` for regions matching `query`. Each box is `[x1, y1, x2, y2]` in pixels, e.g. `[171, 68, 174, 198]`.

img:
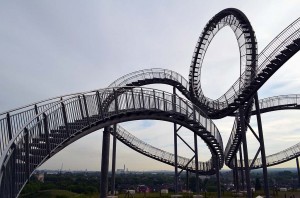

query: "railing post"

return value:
[111, 124, 117, 195]
[34, 105, 42, 136]
[96, 91, 104, 119]
[140, 88, 145, 108]
[82, 95, 90, 126]
[78, 96, 85, 119]
[24, 127, 30, 180]
[6, 113, 12, 140]
[100, 127, 110, 198]
[113, 89, 119, 113]
[163, 92, 166, 111]
[131, 89, 136, 109]
[153, 90, 156, 109]
[61, 102, 70, 137]
[254, 93, 270, 198]
[43, 113, 51, 157]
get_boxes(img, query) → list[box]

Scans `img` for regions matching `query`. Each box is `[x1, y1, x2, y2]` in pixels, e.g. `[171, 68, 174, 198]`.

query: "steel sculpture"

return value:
[0, 7, 299, 198]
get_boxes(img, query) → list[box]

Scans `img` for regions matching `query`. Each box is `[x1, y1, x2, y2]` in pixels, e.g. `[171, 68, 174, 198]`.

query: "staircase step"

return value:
[286, 43, 298, 51]
[16, 154, 45, 162]
[270, 58, 281, 65]
[40, 133, 67, 139]
[28, 148, 48, 155]
[15, 163, 37, 171]
[29, 142, 57, 150]
[294, 38, 300, 46]
[281, 48, 292, 56]
[275, 54, 287, 61]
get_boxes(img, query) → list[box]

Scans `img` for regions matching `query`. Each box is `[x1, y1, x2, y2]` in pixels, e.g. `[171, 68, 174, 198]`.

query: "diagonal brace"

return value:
[245, 122, 260, 143]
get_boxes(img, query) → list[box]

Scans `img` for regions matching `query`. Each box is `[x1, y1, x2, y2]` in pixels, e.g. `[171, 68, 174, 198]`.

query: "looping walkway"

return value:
[0, 8, 300, 198]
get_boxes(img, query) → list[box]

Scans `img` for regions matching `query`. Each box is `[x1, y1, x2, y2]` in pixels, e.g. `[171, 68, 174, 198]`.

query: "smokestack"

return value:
[124, 164, 125, 171]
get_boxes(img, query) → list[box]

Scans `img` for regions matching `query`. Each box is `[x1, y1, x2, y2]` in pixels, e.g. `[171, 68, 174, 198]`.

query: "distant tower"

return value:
[124, 164, 125, 171]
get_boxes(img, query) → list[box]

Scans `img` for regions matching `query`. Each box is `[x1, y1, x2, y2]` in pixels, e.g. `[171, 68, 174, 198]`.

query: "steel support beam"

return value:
[174, 122, 178, 194]
[250, 147, 261, 168]
[297, 157, 300, 188]
[239, 145, 244, 191]
[216, 157, 221, 198]
[240, 107, 251, 198]
[232, 165, 236, 191]
[100, 127, 110, 198]
[111, 124, 117, 195]
[254, 93, 270, 198]
[186, 170, 189, 192]
[173, 87, 178, 194]
[234, 156, 239, 192]
[194, 133, 200, 194]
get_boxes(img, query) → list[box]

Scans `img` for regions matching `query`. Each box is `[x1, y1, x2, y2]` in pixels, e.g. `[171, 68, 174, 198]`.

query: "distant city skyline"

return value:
[0, 1, 300, 171]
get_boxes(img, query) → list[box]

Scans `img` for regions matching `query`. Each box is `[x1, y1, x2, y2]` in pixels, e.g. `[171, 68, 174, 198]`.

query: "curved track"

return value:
[0, 8, 300, 198]
[115, 94, 300, 171]
[224, 16, 300, 167]
[0, 88, 223, 197]
[114, 125, 212, 173]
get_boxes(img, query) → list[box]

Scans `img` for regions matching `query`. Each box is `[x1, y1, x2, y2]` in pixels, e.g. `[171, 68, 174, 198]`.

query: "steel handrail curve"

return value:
[2, 87, 223, 197]
[0, 88, 120, 158]
[225, 27, 300, 166]
[226, 94, 300, 168]
[115, 124, 212, 171]
[233, 142, 300, 169]
[189, 16, 300, 118]
[189, 8, 257, 117]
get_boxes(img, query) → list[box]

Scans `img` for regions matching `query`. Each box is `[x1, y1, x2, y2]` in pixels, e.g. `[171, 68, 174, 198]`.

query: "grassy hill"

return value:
[20, 189, 98, 198]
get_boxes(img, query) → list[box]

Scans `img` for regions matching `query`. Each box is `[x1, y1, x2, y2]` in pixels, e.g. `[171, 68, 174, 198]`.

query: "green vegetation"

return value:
[20, 170, 300, 197]
[20, 189, 98, 198]
[20, 172, 100, 197]
[20, 190, 300, 198]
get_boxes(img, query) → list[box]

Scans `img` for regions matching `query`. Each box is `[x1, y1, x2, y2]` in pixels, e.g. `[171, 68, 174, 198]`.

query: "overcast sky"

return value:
[0, 1, 300, 172]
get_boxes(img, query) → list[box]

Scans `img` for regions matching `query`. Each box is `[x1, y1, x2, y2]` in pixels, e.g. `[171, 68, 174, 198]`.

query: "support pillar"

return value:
[174, 122, 178, 193]
[100, 127, 110, 198]
[216, 157, 221, 198]
[234, 156, 239, 192]
[194, 133, 200, 194]
[186, 170, 189, 192]
[239, 146, 244, 191]
[173, 87, 179, 194]
[297, 157, 300, 188]
[111, 124, 117, 195]
[233, 165, 236, 191]
[240, 107, 251, 198]
[254, 93, 270, 197]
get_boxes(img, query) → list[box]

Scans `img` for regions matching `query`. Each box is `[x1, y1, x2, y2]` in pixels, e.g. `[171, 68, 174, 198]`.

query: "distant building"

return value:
[136, 185, 150, 193]
[35, 173, 44, 183]
[116, 169, 125, 174]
